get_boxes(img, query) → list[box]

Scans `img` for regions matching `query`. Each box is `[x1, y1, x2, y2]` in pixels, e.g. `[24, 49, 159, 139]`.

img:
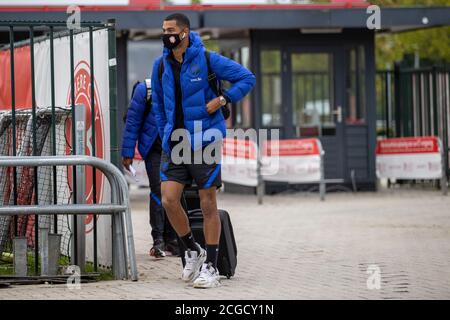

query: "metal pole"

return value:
[432, 67, 439, 137]
[30, 26, 39, 276]
[385, 72, 391, 138]
[39, 228, 49, 276]
[89, 26, 98, 272]
[394, 63, 402, 137]
[13, 237, 27, 277]
[50, 26, 58, 234]
[256, 144, 263, 205]
[69, 28, 78, 267]
[48, 233, 61, 276]
[9, 25, 18, 236]
[107, 19, 128, 279]
[73, 105, 86, 273]
[319, 147, 325, 201]
[440, 139, 448, 196]
[107, 19, 119, 168]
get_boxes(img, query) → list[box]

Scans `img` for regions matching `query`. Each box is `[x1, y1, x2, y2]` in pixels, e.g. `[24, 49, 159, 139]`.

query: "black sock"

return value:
[206, 244, 219, 269]
[180, 231, 200, 254]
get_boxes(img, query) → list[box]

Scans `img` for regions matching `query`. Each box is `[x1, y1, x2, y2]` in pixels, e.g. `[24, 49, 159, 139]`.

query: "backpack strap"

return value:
[144, 78, 152, 102]
[130, 80, 140, 100]
[205, 50, 222, 97]
[158, 57, 164, 83]
[205, 50, 230, 120]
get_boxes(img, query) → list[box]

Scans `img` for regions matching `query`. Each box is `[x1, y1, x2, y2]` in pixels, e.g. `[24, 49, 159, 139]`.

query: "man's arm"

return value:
[152, 58, 167, 140]
[208, 51, 256, 103]
[121, 82, 147, 160]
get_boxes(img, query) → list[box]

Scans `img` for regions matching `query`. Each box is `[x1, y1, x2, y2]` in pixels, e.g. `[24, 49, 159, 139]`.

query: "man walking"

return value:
[122, 81, 179, 258]
[152, 13, 255, 288]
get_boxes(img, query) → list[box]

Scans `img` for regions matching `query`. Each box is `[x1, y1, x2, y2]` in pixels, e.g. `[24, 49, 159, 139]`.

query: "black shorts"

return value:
[159, 144, 222, 190]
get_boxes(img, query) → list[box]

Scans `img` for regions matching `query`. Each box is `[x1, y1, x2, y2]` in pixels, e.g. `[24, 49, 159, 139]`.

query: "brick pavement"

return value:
[1, 186, 449, 299]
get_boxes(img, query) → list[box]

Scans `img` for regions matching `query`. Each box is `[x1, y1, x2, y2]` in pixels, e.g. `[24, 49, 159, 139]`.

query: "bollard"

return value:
[13, 237, 27, 276]
[39, 228, 49, 276]
[48, 233, 62, 276]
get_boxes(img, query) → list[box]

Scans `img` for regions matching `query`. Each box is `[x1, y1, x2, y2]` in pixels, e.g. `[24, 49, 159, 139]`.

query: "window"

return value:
[346, 45, 366, 125]
[260, 49, 282, 127]
[234, 46, 252, 128]
[291, 52, 334, 137]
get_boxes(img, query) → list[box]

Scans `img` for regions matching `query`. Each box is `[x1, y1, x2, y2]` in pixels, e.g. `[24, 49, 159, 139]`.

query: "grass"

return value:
[0, 251, 114, 281]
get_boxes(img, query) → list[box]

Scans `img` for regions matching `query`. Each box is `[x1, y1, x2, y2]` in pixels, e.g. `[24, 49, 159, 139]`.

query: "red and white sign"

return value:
[262, 138, 322, 183]
[376, 136, 443, 179]
[0, 29, 112, 265]
[221, 138, 259, 187]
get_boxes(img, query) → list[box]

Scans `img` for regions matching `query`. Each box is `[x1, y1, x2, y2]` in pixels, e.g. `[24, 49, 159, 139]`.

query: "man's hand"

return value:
[206, 97, 222, 114]
[122, 157, 133, 171]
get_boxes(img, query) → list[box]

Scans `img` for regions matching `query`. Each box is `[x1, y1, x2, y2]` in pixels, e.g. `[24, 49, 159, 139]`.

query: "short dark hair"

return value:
[164, 13, 190, 29]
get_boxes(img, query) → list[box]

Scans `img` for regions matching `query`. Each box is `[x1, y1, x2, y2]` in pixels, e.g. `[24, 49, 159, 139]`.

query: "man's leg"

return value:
[199, 187, 221, 267]
[151, 149, 179, 255]
[160, 179, 206, 282]
[161, 180, 189, 236]
[189, 144, 222, 288]
[145, 151, 165, 257]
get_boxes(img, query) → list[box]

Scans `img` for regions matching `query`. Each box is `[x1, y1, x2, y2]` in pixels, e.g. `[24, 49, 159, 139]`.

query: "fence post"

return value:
[440, 139, 448, 196]
[107, 19, 127, 280]
[39, 228, 49, 276]
[13, 237, 27, 277]
[48, 233, 62, 276]
[394, 63, 402, 137]
[256, 147, 264, 205]
[107, 19, 119, 169]
[73, 104, 86, 273]
[385, 71, 392, 138]
[319, 147, 326, 201]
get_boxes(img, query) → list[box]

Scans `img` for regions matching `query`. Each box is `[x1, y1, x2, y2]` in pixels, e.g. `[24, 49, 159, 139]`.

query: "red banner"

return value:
[376, 137, 440, 155]
[0, 46, 32, 110]
[263, 138, 321, 157]
[222, 138, 257, 160]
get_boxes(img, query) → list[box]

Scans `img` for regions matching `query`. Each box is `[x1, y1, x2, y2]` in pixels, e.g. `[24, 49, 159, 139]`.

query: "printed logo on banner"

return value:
[65, 60, 105, 233]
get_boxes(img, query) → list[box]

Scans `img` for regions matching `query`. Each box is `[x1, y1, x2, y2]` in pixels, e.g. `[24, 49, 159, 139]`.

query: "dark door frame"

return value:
[282, 45, 347, 179]
[250, 28, 377, 184]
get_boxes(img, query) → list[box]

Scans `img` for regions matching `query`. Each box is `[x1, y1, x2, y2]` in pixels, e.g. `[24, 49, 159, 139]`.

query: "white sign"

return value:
[376, 136, 443, 179]
[221, 138, 258, 187]
[262, 139, 323, 183]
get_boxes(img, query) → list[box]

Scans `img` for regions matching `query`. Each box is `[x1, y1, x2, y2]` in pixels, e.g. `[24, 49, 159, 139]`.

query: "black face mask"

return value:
[162, 32, 186, 49]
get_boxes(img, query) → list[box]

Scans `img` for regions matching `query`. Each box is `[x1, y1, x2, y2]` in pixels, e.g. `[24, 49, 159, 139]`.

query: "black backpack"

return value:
[122, 78, 152, 125]
[157, 50, 231, 120]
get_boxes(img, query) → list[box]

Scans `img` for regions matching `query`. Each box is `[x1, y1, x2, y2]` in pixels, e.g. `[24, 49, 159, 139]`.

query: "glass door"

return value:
[285, 47, 346, 179]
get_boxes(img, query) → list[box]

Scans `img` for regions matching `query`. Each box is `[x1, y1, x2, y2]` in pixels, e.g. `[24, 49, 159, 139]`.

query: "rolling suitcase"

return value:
[179, 190, 237, 279]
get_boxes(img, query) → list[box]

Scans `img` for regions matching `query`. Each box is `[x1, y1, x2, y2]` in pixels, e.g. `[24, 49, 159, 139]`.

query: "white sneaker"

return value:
[181, 247, 206, 282]
[193, 263, 221, 289]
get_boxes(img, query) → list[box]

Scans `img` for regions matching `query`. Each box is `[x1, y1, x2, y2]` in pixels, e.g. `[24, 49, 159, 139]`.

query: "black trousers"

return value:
[144, 147, 177, 243]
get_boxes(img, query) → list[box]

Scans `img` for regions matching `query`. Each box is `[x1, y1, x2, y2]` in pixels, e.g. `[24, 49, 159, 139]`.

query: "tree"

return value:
[371, 0, 450, 68]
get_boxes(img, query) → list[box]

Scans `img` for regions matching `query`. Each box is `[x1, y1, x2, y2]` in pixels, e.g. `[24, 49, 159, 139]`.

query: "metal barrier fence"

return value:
[0, 155, 137, 281]
[0, 20, 119, 276]
[376, 66, 450, 179]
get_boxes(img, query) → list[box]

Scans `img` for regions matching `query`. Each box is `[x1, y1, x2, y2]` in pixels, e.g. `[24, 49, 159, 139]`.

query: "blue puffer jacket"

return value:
[152, 31, 256, 155]
[121, 82, 159, 159]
